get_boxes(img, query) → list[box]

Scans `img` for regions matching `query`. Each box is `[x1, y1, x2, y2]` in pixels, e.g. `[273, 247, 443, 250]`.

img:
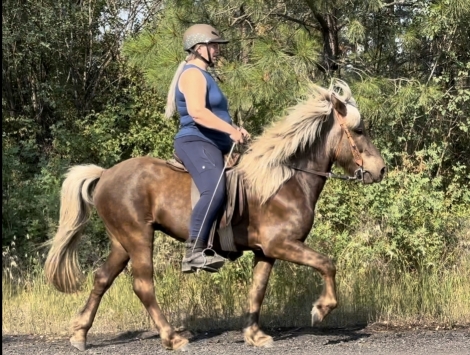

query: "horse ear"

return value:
[331, 93, 347, 117]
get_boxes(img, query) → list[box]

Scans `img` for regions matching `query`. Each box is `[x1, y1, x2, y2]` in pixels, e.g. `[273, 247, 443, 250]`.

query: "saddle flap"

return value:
[225, 153, 241, 170]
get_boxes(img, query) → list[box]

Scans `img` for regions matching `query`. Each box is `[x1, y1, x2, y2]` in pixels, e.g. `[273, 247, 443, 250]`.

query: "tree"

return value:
[2, 0, 164, 248]
[123, 0, 469, 178]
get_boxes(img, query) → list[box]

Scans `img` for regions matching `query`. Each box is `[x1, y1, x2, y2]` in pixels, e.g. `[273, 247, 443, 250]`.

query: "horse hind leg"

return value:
[244, 253, 275, 348]
[70, 238, 129, 351]
[126, 227, 189, 351]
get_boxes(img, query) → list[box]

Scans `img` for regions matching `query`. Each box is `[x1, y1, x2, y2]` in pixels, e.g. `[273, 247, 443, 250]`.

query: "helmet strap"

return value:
[189, 44, 214, 67]
[188, 45, 223, 83]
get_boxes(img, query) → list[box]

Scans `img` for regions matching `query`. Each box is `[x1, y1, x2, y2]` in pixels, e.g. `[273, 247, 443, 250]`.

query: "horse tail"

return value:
[44, 164, 105, 293]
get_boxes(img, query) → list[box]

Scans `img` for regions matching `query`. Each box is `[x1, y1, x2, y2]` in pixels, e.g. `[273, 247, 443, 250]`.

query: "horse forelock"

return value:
[237, 79, 358, 204]
[344, 104, 361, 130]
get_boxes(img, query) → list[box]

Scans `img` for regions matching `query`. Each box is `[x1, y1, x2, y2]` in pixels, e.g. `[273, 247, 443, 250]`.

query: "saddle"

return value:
[166, 152, 246, 259]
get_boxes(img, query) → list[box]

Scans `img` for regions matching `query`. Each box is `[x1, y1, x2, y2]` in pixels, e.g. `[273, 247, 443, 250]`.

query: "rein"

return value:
[289, 166, 363, 181]
[290, 109, 365, 182]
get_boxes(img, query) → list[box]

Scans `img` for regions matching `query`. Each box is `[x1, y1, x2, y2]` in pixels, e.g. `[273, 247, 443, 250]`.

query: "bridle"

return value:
[289, 106, 366, 182]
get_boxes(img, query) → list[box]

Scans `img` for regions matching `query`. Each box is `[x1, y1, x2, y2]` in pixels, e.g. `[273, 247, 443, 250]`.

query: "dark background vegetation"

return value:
[3, 0, 469, 273]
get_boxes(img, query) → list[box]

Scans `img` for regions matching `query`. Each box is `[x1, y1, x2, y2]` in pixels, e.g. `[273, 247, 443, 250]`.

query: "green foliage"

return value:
[2, 0, 469, 277]
[310, 159, 469, 271]
[2, 136, 63, 250]
[2, 1, 176, 255]
[52, 67, 178, 167]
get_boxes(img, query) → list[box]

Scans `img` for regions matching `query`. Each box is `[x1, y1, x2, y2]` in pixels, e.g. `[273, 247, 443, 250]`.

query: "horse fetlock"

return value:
[71, 317, 92, 335]
[328, 300, 338, 310]
[311, 300, 337, 325]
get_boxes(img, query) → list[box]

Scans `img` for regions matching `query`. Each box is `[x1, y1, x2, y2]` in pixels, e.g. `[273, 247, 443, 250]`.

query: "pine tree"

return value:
[121, 0, 469, 178]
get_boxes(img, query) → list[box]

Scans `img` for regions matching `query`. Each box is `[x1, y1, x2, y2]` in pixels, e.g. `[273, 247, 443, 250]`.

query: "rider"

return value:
[165, 24, 250, 273]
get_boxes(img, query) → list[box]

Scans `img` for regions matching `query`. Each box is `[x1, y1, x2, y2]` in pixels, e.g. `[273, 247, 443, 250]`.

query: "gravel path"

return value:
[3, 326, 469, 355]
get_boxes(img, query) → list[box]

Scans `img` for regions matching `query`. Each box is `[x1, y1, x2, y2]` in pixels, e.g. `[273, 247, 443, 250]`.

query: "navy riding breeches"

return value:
[174, 136, 226, 244]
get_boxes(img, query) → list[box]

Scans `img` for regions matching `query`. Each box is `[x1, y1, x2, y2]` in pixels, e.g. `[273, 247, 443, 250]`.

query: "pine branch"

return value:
[269, 13, 318, 31]
[382, 1, 416, 7]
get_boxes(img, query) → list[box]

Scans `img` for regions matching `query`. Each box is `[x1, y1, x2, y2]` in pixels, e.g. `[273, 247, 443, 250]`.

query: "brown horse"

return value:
[44, 80, 386, 351]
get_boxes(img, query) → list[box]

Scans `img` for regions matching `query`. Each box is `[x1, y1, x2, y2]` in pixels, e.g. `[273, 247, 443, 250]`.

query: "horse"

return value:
[44, 80, 386, 351]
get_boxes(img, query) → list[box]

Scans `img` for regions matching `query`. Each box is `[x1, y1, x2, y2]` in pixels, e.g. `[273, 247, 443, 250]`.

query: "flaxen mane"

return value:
[237, 79, 357, 204]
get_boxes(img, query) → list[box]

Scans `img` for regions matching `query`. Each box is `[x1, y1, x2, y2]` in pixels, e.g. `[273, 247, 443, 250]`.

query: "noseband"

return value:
[290, 108, 366, 181]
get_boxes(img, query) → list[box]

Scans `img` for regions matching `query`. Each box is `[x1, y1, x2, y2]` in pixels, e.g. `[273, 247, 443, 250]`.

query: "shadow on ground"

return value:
[85, 330, 161, 349]
[80, 323, 370, 350]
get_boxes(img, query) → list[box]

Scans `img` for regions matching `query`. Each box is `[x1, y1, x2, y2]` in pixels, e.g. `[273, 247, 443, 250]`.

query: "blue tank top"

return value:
[175, 64, 233, 154]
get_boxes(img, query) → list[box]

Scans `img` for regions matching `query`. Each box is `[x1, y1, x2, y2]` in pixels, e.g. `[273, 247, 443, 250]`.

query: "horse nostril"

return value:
[380, 166, 387, 177]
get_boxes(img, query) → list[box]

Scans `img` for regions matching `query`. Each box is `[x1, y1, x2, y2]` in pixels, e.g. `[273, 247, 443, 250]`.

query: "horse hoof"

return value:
[174, 337, 189, 351]
[70, 340, 86, 351]
[311, 307, 322, 325]
[260, 336, 274, 348]
[178, 343, 193, 352]
[244, 329, 273, 348]
[245, 335, 274, 347]
[312, 305, 325, 326]
[163, 335, 189, 351]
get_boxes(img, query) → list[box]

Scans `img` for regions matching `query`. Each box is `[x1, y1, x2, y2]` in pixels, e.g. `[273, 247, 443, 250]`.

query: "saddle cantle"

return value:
[166, 152, 245, 257]
[167, 152, 241, 171]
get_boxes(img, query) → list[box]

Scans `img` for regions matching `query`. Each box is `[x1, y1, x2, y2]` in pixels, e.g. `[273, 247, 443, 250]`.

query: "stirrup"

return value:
[181, 248, 226, 274]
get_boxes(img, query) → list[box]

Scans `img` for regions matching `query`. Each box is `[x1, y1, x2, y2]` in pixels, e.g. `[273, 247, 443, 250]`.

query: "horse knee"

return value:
[319, 258, 336, 277]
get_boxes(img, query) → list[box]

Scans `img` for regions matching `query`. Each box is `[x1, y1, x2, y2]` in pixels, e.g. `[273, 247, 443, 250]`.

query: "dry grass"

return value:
[3, 250, 469, 335]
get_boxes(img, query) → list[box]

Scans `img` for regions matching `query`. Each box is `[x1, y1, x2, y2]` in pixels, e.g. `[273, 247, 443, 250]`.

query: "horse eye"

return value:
[354, 128, 363, 135]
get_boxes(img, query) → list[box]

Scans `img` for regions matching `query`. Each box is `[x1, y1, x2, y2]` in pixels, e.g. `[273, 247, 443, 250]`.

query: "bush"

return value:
[310, 156, 469, 271]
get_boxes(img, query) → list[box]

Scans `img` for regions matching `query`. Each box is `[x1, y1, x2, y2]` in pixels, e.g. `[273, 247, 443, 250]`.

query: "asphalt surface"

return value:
[3, 326, 469, 355]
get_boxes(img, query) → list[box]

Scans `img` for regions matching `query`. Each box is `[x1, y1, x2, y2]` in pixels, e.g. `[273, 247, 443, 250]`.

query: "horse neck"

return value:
[292, 144, 333, 206]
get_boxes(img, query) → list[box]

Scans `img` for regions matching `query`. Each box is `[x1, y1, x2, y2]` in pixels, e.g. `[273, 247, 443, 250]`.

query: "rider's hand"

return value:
[239, 127, 251, 140]
[229, 128, 244, 144]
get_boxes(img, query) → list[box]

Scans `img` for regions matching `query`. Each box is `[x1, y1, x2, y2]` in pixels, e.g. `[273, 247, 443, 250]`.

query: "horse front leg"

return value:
[265, 240, 338, 324]
[244, 253, 275, 347]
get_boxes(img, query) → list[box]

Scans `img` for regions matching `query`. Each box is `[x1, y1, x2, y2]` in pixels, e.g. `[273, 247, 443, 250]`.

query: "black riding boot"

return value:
[181, 239, 226, 273]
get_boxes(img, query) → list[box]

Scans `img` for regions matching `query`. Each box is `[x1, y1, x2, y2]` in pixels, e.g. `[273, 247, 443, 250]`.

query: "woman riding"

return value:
[165, 24, 250, 273]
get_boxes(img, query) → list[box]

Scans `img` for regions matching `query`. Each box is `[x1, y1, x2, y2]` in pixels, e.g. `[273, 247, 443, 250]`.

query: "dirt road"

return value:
[3, 326, 469, 355]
